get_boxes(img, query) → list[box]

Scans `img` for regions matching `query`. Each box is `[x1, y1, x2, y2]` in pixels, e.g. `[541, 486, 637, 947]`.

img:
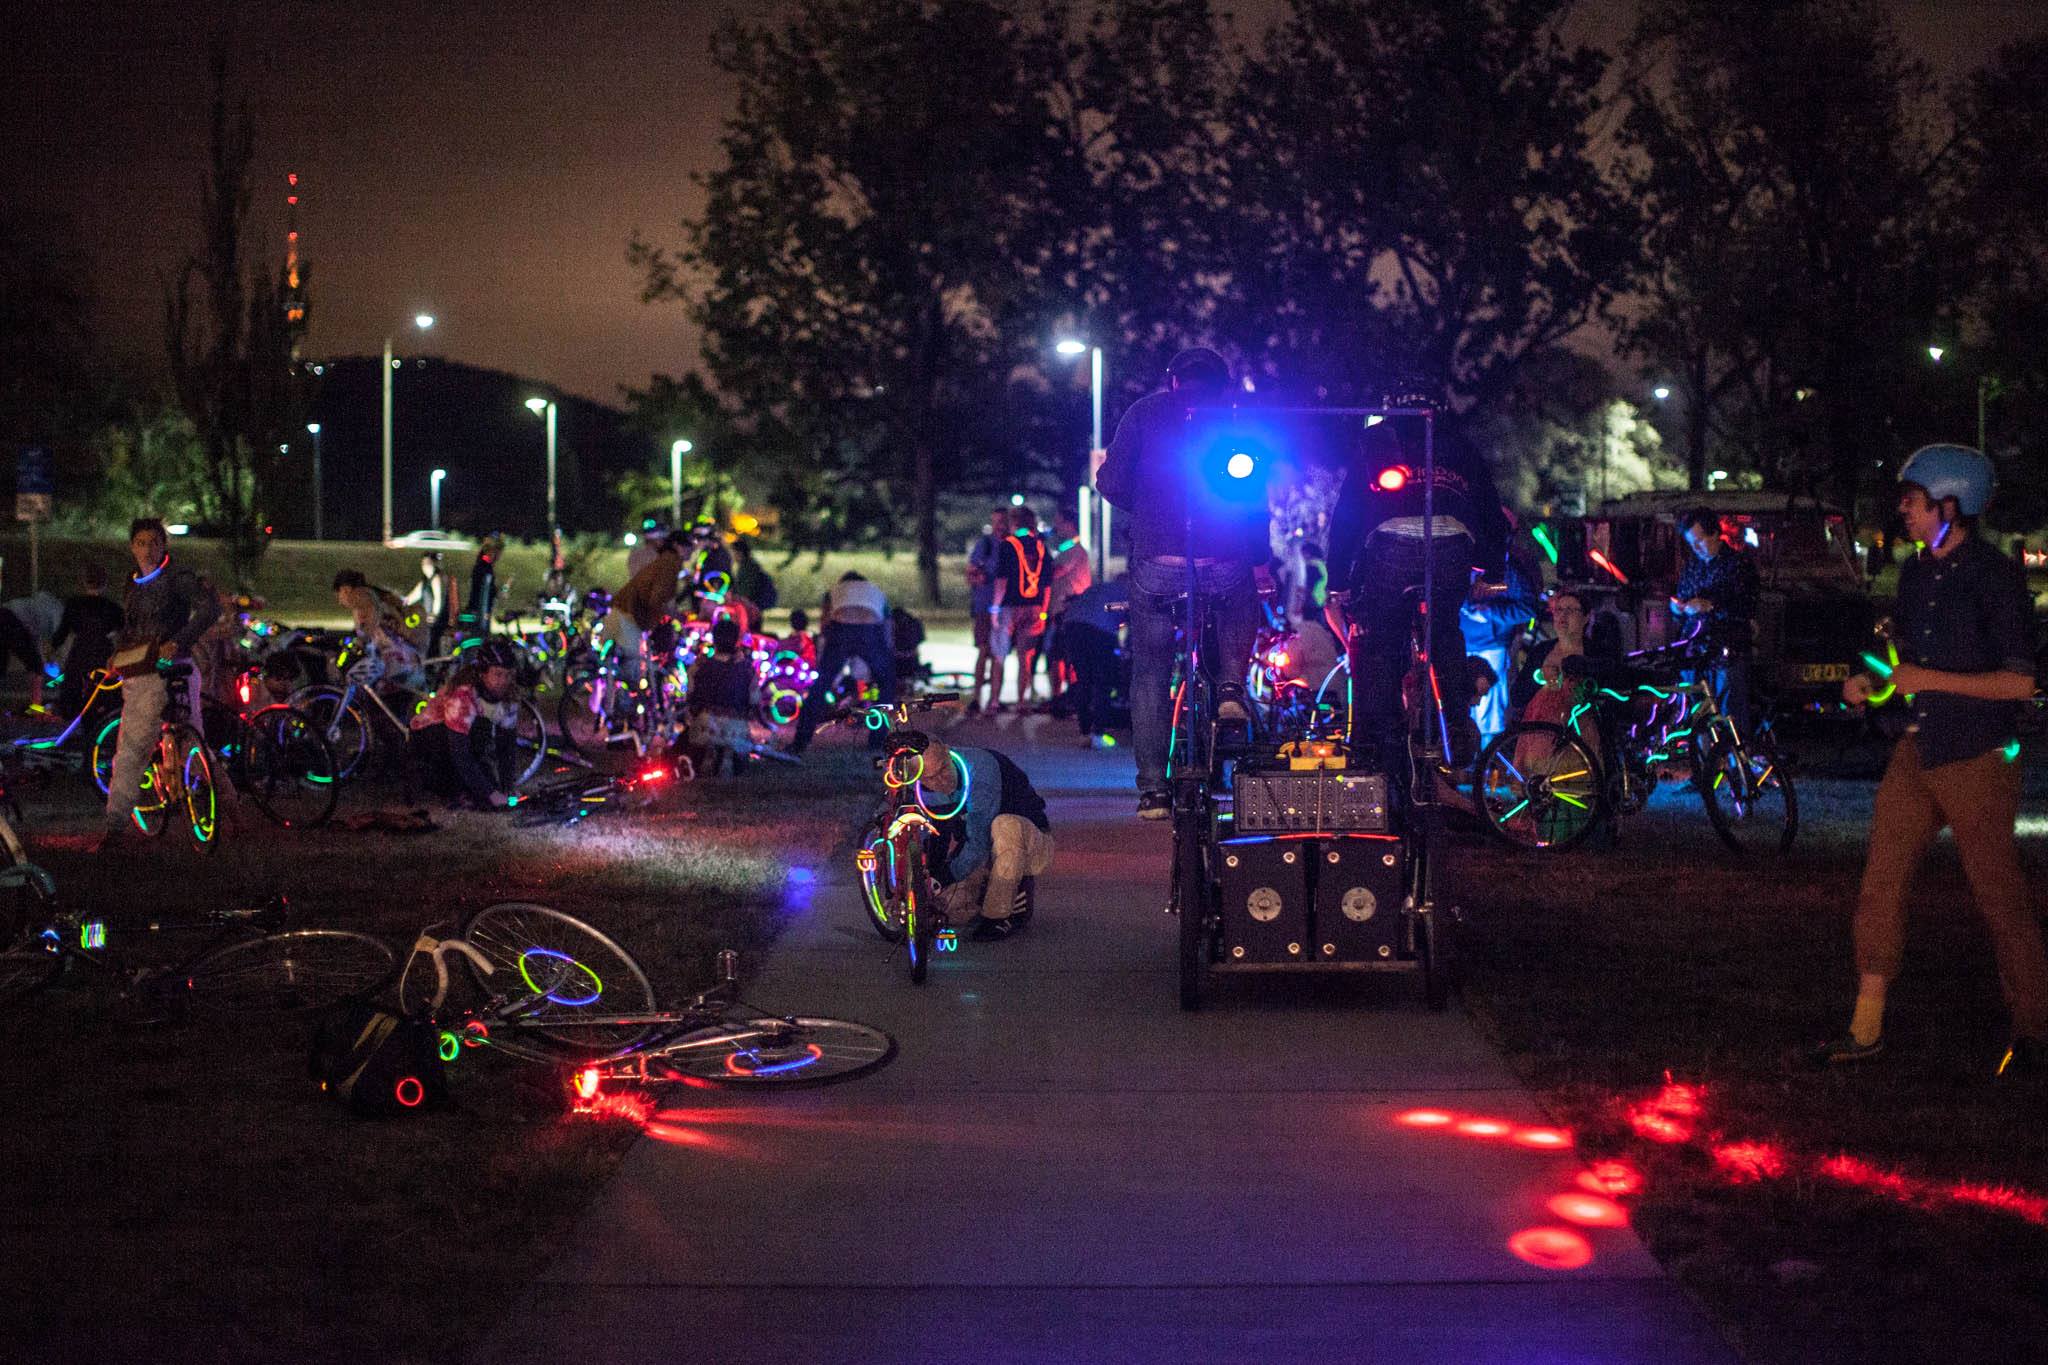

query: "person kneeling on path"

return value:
[410, 638, 524, 809]
[919, 735, 1053, 941]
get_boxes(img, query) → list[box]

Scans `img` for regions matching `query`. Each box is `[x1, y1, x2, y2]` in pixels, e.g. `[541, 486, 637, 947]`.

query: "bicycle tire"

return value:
[291, 686, 372, 782]
[90, 715, 119, 796]
[242, 705, 340, 829]
[510, 698, 548, 787]
[904, 840, 935, 985]
[181, 929, 397, 1017]
[1173, 788, 1208, 1011]
[652, 1013, 896, 1087]
[460, 901, 656, 1061]
[0, 829, 60, 1006]
[1414, 906, 1451, 1012]
[93, 715, 172, 831]
[167, 726, 218, 850]
[1473, 722, 1605, 852]
[1700, 737, 1798, 855]
[857, 824, 907, 943]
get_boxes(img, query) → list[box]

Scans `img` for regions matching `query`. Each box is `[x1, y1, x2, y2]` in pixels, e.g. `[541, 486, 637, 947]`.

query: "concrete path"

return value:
[479, 713, 1737, 1365]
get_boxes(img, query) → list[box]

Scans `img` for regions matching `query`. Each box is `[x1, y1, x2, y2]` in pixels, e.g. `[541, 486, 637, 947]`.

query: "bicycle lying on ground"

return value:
[1473, 638, 1796, 854]
[844, 693, 966, 985]
[395, 902, 894, 1085]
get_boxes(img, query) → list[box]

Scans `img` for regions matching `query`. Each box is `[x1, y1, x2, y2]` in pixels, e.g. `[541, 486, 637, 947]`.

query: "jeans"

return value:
[1346, 534, 1476, 766]
[792, 621, 896, 751]
[1128, 558, 1260, 793]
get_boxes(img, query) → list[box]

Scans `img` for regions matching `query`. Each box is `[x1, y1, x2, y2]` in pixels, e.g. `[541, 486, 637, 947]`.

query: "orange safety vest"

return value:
[1005, 531, 1049, 603]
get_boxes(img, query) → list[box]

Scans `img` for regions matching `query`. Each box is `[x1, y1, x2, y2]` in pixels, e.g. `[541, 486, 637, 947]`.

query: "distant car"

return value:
[386, 530, 477, 552]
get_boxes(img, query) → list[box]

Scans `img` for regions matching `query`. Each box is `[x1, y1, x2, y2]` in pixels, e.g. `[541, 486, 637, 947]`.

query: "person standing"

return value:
[990, 509, 1053, 708]
[1097, 347, 1270, 820]
[1059, 575, 1127, 749]
[789, 571, 895, 755]
[1806, 446, 2048, 1078]
[95, 518, 220, 847]
[403, 551, 462, 659]
[0, 586, 62, 705]
[52, 564, 123, 718]
[1044, 509, 1093, 702]
[604, 538, 684, 688]
[1670, 507, 1761, 733]
[966, 507, 1011, 712]
[458, 534, 504, 643]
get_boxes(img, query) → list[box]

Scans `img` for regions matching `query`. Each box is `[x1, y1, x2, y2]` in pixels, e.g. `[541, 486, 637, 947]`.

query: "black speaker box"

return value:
[1216, 837, 1311, 965]
[1312, 836, 1407, 963]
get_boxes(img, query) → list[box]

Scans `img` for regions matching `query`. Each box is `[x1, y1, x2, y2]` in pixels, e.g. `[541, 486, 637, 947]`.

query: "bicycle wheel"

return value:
[1473, 723, 1604, 852]
[856, 823, 907, 944]
[165, 726, 218, 850]
[242, 705, 340, 829]
[1173, 786, 1210, 1011]
[902, 837, 936, 985]
[509, 698, 548, 787]
[0, 828, 60, 1006]
[653, 1013, 896, 1087]
[182, 929, 396, 1017]
[459, 901, 655, 1061]
[558, 673, 634, 759]
[91, 716, 120, 795]
[1701, 737, 1797, 855]
[291, 687, 372, 782]
[1413, 906, 1451, 1012]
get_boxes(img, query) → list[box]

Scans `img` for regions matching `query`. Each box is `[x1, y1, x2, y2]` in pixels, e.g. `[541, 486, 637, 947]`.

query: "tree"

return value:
[1469, 347, 1683, 514]
[636, 0, 1056, 604]
[165, 40, 307, 585]
[618, 371, 759, 532]
[1617, 0, 1944, 511]
[1224, 0, 1635, 410]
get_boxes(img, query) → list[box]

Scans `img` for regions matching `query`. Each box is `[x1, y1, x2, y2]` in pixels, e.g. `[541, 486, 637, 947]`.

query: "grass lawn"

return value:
[0, 743, 878, 1365]
[1449, 759, 2048, 1365]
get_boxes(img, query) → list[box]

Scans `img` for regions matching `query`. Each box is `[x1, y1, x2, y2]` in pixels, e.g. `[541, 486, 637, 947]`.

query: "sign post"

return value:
[15, 446, 54, 592]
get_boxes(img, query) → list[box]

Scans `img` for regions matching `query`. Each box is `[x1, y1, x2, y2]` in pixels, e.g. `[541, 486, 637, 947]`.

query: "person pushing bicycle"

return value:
[1325, 380, 1508, 778]
[1804, 445, 2048, 1078]
[1097, 347, 1270, 821]
[95, 517, 221, 849]
[914, 734, 1053, 941]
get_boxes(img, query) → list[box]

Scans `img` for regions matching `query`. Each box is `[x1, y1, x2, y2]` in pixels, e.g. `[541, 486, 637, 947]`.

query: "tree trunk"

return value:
[1687, 351, 1710, 492]
[915, 434, 940, 607]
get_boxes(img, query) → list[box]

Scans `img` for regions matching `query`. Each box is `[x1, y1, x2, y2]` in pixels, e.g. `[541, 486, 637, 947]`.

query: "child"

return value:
[782, 608, 817, 666]
[687, 617, 758, 778]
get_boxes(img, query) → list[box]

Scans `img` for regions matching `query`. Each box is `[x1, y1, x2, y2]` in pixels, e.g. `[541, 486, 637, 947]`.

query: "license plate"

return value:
[1797, 663, 1850, 683]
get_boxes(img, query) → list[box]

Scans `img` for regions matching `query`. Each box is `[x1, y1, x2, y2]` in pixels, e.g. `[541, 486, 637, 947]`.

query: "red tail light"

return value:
[236, 673, 255, 705]
[636, 764, 670, 785]
[1588, 549, 1629, 584]
[1375, 466, 1408, 492]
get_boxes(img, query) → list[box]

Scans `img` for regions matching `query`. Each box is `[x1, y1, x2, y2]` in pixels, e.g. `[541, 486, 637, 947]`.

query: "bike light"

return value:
[637, 763, 670, 785]
[573, 1067, 602, 1101]
[1375, 466, 1408, 492]
[1226, 452, 1255, 480]
[1587, 548, 1629, 584]
[394, 1076, 425, 1108]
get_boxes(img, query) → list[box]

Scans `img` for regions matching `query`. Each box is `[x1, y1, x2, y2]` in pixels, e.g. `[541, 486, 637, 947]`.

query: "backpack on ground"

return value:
[309, 1001, 448, 1117]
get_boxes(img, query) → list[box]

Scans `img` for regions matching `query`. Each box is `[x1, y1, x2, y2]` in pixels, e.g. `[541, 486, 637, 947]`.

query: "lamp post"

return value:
[1927, 345, 1991, 452]
[671, 439, 692, 529]
[305, 422, 324, 541]
[526, 397, 558, 534]
[1055, 337, 1109, 577]
[382, 313, 435, 545]
[430, 468, 447, 530]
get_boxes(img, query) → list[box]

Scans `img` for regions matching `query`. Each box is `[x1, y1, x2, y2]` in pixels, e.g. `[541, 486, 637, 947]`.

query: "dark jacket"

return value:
[1326, 419, 1508, 592]
[1097, 387, 1273, 565]
[119, 558, 218, 656]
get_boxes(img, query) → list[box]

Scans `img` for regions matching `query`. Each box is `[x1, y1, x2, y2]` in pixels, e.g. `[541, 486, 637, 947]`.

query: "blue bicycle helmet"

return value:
[1898, 444, 1993, 515]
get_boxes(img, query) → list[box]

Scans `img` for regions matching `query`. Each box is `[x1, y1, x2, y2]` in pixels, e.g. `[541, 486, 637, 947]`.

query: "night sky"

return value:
[5, 0, 2042, 407]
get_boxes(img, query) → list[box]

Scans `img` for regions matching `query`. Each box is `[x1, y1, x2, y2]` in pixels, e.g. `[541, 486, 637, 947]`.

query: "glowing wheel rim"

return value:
[725, 1043, 823, 1077]
[518, 947, 603, 1007]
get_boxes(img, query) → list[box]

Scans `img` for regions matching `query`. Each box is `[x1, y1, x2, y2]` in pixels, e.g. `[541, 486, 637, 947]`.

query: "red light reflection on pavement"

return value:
[1577, 1161, 1644, 1198]
[1626, 1107, 1691, 1144]
[1546, 1192, 1629, 1228]
[1394, 1108, 1456, 1128]
[1946, 1183, 2048, 1224]
[1712, 1141, 1788, 1183]
[1455, 1118, 1510, 1138]
[1507, 1226, 1594, 1270]
[1818, 1154, 1917, 1201]
[1512, 1127, 1573, 1149]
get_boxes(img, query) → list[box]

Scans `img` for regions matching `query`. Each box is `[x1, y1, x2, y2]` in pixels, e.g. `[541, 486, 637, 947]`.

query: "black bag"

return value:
[310, 1002, 448, 1117]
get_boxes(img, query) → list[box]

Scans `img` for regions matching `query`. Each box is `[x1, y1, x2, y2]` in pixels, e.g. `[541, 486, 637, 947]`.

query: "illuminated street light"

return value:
[1652, 385, 1671, 402]
[1055, 339, 1088, 357]
[526, 397, 558, 533]
[382, 312, 437, 544]
[671, 438, 693, 529]
[1927, 345, 1945, 363]
[305, 422, 324, 540]
[1926, 345, 1991, 451]
[1054, 335, 1110, 576]
[430, 468, 447, 530]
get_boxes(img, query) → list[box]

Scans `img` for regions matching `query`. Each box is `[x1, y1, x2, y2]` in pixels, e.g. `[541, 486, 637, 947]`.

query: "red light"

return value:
[1627, 1107, 1690, 1144]
[394, 1076, 425, 1108]
[1455, 1118, 1510, 1138]
[636, 764, 670, 786]
[1587, 548, 1629, 584]
[1946, 1182, 2048, 1225]
[1507, 1226, 1593, 1271]
[1577, 1161, 1644, 1197]
[1818, 1154, 1915, 1200]
[1546, 1193, 1628, 1228]
[1395, 1109, 1455, 1128]
[1512, 1127, 1573, 1149]
[236, 675, 254, 706]
[1712, 1141, 1788, 1183]
[1375, 466, 1408, 492]
[288, 172, 298, 186]
[1652, 1078, 1703, 1118]
[573, 1067, 601, 1101]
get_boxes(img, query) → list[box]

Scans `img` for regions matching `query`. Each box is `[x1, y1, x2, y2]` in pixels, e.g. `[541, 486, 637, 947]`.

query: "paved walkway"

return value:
[479, 713, 1737, 1365]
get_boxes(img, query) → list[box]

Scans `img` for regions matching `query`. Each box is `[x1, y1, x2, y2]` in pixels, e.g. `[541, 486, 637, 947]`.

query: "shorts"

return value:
[992, 605, 1046, 659]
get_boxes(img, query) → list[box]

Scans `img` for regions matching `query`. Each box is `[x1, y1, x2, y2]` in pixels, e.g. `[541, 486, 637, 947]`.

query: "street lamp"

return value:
[1926, 345, 1991, 452]
[526, 397, 558, 534]
[305, 422, 324, 541]
[382, 312, 435, 545]
[671, 439, 692, 529]
[430, 468, 447, 530]
[1054, 336, 1109, 576]
[1652, 385, 1671, 402]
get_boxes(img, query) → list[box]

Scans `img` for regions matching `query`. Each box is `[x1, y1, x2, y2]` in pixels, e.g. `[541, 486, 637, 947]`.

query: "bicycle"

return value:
[295, 650, 546, 789]
[841, 693, 968, 984]
[0, 848, 395, 1016]
[84, 660, 225, 849]
[557, 635, 688, 760]
[1473, 638, 1796, 855]
[395, 902, 895, 1086]
[509, 756, 680, 828]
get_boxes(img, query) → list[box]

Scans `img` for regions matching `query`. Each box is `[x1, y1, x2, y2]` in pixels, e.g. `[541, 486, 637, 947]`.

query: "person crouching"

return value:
[918, 735, 1053, 941]
[410, 638, 524, 809]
